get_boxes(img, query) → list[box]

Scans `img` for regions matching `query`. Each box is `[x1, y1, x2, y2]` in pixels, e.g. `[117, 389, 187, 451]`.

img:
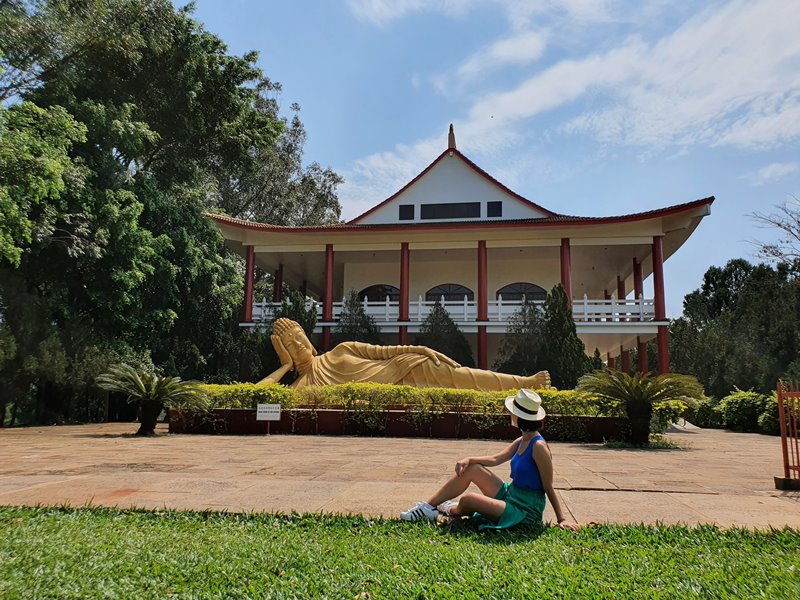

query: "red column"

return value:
[243, 246, 255, 322]
[322, 244, 334, 351]
[399, 242, 410, 344]
[607, 353, 616, 370]
[633, 258, 648, 373]
[477, 240, 488, 369]
[272, 264, 283, 303]
[560, 238, 572, 305]
[652, 236, 669, 374]
[617, 276, 630, 372]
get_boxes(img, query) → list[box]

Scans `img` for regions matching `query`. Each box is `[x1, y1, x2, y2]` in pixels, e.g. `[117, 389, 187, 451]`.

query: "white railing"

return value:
[251, 293, 656, 324]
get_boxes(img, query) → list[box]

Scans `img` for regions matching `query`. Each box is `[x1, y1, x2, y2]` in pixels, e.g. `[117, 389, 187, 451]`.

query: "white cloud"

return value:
[748, 162, 800, 187]
[340, 0, 800, 217]
[456, 31, 547, 82]
[345, 0, 618, 29]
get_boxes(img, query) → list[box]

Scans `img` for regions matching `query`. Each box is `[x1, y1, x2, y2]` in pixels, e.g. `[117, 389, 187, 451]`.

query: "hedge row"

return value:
[199, 382, 686, 425]
[685, 389, 780, 435]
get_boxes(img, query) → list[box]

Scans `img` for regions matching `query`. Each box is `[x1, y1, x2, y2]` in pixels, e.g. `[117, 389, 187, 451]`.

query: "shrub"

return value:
[718, 389, 770, 432]
[757, 393, 781, 436]
[651, 400, 688, 433]
[195, 382, 632, 419]
[686, 396, 724, 428]
[200, 383, 298, 410]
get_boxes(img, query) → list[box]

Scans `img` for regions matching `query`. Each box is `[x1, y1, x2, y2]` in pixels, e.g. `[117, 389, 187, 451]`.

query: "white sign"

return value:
[256, 403, 281, 421]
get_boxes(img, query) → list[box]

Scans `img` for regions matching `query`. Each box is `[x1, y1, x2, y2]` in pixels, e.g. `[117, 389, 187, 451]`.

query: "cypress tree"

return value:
[540, 284, 590, 389]
[415, 301, 475, 367]
[334, 289, 382, 345]
[493, 299, 545, 375]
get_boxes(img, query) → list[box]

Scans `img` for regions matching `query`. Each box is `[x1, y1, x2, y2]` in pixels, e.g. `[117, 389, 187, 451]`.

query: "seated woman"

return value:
[400, 389, 579, 531]
[258, 318, 552, 392]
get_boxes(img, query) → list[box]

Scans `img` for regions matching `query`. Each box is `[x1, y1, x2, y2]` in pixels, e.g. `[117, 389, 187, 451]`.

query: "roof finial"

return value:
[448, 123, 456, 150]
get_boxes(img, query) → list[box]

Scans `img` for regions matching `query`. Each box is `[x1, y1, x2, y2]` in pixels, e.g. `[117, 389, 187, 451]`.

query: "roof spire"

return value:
[448, 123, 456, 150]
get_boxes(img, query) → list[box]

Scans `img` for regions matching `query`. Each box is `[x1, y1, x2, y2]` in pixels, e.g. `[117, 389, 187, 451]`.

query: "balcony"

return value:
[245, 295, 660, 335]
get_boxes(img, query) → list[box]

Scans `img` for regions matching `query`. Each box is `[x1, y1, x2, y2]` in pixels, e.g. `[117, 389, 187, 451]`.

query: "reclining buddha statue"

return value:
[257, 318, 551, 392]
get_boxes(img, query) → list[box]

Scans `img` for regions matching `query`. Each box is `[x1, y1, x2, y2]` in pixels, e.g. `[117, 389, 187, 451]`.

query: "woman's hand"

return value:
[455, 457, 470, 477]
[272, 335, 294, 369]
[557, 519, 580, 531]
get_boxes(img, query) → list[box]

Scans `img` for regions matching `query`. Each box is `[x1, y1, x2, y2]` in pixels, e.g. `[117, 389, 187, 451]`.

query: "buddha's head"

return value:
[273, 318, 317, 371]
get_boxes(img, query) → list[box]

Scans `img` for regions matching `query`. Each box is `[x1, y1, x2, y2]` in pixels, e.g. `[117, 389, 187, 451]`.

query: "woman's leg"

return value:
[452, 492, 506, 520]
[426, 464, 503, 507]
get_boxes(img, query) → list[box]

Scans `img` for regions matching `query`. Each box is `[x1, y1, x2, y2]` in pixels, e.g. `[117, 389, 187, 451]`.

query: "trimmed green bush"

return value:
[758, 393, 781, 436]
[200, 383, 299, 410]
[686, 396, 724, 428]
[651, 400, 689, 433]
[198, 382, 625, 418]
[718, 389, 770, 432]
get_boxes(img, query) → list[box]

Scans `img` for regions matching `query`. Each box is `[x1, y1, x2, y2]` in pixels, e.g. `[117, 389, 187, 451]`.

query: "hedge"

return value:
[197, 383, 697, 426]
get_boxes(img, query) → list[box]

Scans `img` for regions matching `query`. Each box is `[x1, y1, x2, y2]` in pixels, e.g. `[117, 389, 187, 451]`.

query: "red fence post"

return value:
[776, 380, 800, 490]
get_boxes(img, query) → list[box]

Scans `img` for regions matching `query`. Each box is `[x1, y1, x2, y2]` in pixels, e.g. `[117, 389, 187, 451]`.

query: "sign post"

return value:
[256, 403, 281, 435]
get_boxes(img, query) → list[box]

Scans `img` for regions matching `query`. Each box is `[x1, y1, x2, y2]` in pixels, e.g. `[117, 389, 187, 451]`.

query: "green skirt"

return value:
[473, 482, 546, 531]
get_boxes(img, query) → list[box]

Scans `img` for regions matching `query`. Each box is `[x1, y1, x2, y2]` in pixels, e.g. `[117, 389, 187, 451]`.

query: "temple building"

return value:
[208, 126, 713, 373]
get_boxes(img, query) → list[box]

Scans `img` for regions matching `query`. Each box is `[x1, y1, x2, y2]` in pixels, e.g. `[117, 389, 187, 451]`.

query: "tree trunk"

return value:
[136, 401, 163, 436]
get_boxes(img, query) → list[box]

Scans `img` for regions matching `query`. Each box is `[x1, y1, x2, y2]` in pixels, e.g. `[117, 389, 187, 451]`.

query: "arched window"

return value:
[358, 284, 400, 302]
[426, 283, 474, 302]
[496, 282, 547, 302]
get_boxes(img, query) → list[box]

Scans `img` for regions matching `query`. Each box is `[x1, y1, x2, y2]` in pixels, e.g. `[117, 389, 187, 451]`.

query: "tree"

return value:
[334, 289, 381, 345]
[96, 363, 208, 435]
[0, 0, 342, 424]
[540, 284, 590, 389]
[415, 301, 474, 368]
[494, 299, 545, 375]
[669, 259, 800, 398]
[751, 197, 800, 263]
[0, 101, 85, 266]
[578, 370, 704, 445]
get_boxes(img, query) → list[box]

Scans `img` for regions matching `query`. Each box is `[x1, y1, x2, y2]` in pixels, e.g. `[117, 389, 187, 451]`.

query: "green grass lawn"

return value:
[2, 507, 798, 599]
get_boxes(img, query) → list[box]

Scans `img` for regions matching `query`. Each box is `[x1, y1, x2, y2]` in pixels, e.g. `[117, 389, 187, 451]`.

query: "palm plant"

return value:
[96, 364, 209, 435]
[577, 370, 704, 445]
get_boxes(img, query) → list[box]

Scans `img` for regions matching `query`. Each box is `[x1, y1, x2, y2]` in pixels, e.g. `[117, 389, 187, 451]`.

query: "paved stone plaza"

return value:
[1, 424, 797, 529]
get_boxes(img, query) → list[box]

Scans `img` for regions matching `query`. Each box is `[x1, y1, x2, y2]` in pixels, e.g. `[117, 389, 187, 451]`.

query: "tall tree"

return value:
[540, 284, 590, 389]
[415, 301, 475, 368]
[493, 299, 545, 376]
[334, 289, 381, 345]
[0, 0, 342, 423]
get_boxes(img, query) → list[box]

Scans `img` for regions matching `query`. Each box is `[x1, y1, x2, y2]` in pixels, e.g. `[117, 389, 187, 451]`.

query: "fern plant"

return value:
[577, 370, 704, 444]
[96, 364, 209, 435]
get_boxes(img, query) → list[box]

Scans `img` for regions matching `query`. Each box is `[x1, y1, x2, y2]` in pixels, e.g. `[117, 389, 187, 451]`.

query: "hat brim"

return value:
[504, 395, 546, 421]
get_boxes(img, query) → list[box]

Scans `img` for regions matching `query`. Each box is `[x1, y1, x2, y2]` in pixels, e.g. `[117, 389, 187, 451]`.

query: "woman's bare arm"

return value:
[455, 439, 520, 476]
[534, 441, 579, 530]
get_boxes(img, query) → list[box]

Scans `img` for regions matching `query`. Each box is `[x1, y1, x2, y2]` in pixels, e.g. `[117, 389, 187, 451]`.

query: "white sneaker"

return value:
[436, 500, 459, 516]
[400, 501, 438, 522]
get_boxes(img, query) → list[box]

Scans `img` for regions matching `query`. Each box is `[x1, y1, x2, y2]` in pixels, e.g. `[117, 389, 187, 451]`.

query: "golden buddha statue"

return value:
[257, 318, 552, 392]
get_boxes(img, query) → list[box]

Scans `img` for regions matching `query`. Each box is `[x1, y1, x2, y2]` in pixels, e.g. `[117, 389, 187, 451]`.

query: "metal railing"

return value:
[251, 293, 656, 324]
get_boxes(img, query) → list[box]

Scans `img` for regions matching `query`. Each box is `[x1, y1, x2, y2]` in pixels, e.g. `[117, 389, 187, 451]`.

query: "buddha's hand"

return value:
[271, 335, 294, 369]
[422, 347, 460, 368]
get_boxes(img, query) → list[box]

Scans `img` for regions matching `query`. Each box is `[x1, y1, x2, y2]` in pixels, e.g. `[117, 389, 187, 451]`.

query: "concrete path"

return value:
[1, 424, 797, 529]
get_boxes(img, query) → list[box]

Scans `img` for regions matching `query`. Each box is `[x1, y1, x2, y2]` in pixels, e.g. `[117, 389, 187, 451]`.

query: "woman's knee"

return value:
[459, 492, 481, 510]
[464, 463, 487, 478]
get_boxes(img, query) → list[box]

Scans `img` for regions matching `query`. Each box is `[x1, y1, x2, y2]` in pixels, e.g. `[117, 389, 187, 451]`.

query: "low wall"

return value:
[168, 407, 628, 443]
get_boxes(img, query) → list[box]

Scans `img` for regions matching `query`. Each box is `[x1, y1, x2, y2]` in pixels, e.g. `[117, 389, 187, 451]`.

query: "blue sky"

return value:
[187, 0, 800, 316]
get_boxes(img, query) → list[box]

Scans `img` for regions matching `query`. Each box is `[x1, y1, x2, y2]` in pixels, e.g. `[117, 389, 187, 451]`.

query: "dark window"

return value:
[420, 202, 480, 220]
[358, 284, 400, 302]
[487, 201, 502, 217]
[399, 204, 414, 220]
[496, 282, 547, 302]
[426, 284, 474, 302]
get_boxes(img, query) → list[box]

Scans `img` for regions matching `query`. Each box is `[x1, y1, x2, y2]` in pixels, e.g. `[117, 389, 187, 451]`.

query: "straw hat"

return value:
[504, 388, 546, 421]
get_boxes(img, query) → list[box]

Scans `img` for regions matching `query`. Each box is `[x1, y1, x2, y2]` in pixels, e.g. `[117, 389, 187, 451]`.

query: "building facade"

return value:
[209, 128, 713, 373]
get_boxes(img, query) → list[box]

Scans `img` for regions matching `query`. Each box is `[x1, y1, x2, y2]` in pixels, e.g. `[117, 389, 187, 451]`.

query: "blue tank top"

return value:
[510, 435, 544, 491]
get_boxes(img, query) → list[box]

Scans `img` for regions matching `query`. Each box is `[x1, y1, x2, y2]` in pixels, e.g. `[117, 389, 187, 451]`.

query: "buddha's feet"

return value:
[523, 370, 553, 390]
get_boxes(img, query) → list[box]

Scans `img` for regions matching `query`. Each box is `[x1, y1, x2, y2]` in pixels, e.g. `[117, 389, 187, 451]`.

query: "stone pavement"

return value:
[1, 423, 798, 529]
